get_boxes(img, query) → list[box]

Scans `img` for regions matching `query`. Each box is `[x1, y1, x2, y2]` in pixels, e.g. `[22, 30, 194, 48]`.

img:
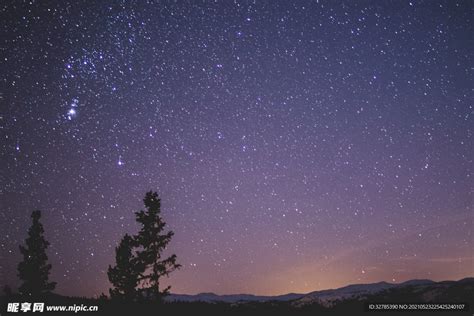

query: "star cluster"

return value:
[1, 0, 472, 297]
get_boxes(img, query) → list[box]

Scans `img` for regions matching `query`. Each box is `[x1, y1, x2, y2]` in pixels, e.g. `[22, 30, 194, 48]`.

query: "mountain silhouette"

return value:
[165, 277, 472, 307]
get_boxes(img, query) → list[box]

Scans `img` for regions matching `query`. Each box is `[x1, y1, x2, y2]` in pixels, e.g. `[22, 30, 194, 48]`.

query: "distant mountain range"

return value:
[293, 279, 435, 307]
[166, 277, 474, 307]
[166, 292, 305, 303]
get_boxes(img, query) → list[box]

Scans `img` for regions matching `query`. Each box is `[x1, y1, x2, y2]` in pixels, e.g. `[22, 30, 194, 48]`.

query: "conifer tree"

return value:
[17, 210, 56, 297]
[134, 191, 181, 301]
[108, 191, 180, 302]
[107, 234, 140, 301]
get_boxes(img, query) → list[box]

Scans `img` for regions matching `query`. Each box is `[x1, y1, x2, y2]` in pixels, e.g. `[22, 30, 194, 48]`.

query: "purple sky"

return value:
[1, 0, 472, 297]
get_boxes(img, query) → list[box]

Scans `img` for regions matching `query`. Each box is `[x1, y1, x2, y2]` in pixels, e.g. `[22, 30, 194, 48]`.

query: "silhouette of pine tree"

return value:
[17, 210, 56, 297]
[134, 191, 181, 301]
[108, 234, 140, 301]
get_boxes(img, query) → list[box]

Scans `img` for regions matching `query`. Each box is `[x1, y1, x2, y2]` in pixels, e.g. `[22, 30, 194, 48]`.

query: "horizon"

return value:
[1, 0, 472, 299]
[6, 276, 473, 298]
[166, 276, 474, 297]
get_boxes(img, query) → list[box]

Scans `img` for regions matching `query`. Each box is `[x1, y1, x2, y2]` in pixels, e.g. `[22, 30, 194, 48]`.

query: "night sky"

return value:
[1, 0, 472, 298]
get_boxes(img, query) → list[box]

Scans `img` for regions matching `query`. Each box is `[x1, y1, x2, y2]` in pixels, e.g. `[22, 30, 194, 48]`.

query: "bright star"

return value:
[67, 108, 77, 120]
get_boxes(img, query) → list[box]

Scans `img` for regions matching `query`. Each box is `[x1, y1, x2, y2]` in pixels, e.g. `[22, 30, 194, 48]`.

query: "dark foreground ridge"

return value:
[1, 277, 473, 315]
